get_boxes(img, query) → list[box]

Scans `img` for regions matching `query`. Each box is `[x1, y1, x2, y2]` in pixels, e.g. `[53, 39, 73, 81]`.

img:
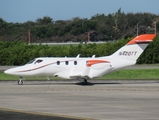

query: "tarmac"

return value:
[0, 80, 159, 120]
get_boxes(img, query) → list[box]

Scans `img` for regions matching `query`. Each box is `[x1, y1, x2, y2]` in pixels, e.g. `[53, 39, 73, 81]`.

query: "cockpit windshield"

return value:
[34, 59, 43, 64]
[26, 59, 36, 64]
[26, 59, 43, 64]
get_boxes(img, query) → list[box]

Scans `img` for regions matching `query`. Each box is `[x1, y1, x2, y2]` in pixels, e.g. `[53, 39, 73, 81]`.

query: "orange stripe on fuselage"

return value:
[127, 34, 156, 45]
[87, 60, 109, 67]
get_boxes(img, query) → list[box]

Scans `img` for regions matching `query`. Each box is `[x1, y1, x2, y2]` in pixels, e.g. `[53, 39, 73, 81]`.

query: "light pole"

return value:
[137, 23, 139, 36]
[154, 21, 156, 34]
[28, 30, 30, 45]
[154, 19, 159, 34]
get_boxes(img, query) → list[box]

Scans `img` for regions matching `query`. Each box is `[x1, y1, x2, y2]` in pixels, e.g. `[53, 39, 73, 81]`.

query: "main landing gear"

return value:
[83, 79, 88, 85]
[18, 76, 23, 85]
[79, 79, 88, 85]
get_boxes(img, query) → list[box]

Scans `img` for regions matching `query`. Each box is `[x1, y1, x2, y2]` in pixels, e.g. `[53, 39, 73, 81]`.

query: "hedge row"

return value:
[0, 36, 158, 65]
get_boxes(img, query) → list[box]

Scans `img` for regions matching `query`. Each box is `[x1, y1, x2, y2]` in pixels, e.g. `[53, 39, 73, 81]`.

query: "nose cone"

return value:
[4, 67, 21, 76]
[4, 66, 37, 76]
[4, 69, 14, 75]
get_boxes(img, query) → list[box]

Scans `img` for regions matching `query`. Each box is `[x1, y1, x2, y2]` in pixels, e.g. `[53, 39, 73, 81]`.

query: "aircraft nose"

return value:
[4, 69, 12, 75]
[4, 68, 16, 75]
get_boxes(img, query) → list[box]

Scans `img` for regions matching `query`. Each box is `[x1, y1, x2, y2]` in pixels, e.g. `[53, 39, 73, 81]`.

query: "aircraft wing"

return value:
[69, 65, 91, 79]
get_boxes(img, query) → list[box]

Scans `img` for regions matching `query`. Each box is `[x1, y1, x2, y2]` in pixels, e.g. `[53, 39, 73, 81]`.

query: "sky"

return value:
[0, 0, 159, 23]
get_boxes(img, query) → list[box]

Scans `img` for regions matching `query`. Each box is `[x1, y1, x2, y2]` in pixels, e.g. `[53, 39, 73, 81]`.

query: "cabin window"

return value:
[65, 61, 69, 65]
[74, 61, 77, 65]
[57, 61, 60, 65]
[86, 61, 88, 66]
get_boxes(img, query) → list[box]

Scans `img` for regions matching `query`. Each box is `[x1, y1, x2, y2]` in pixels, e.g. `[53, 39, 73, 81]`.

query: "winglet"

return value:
[127, 34, 156, 45]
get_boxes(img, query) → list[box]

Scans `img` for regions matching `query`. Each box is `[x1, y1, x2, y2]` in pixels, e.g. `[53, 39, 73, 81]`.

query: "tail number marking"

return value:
[119, 51, 137, 56]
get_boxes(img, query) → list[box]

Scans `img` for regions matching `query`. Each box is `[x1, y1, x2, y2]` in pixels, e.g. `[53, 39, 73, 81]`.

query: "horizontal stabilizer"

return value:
[135, 40, 153, 44]
[127, 34, 156, 45]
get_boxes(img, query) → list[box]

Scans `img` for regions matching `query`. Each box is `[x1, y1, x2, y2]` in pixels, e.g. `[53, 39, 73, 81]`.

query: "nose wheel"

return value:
[18, 76, 23, 85]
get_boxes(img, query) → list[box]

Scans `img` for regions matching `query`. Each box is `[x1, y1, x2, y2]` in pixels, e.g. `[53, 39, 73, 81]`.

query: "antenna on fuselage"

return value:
[92, 55, 95, 58]
[76, 54, 81, 58]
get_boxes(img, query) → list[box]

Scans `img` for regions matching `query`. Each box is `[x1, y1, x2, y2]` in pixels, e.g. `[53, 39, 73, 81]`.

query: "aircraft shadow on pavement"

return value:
[20, 81, 121, 86]
[75, 82, 121, 86]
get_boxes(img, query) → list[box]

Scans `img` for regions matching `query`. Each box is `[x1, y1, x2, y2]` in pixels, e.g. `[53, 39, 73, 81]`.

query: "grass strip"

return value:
[98, 69, 159, 80]
[0, 69, 159, 80]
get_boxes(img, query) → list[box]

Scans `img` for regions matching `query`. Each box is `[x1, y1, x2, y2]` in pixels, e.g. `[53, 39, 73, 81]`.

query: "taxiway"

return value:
[0, 80, 159, 120]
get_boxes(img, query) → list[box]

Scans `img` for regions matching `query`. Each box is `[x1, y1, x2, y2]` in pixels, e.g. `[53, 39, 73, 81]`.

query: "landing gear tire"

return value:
[18, 80, 23, 85]
[82, 79, 88, 85]
[79, 78, 88, 85]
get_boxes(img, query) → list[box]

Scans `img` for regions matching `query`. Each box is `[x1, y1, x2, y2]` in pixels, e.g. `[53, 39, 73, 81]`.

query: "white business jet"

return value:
[4, 34, 156, 85]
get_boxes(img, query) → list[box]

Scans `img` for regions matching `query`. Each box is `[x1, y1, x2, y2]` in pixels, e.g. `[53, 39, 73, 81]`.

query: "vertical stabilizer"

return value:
[110, 34, 156, 61]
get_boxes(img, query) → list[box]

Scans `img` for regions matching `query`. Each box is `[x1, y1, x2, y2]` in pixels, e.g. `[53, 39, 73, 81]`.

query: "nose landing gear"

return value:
[18, 76, 23, 85]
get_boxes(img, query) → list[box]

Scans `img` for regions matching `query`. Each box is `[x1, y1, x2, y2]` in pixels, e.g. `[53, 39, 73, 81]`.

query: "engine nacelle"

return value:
[89, 63, 113, 78]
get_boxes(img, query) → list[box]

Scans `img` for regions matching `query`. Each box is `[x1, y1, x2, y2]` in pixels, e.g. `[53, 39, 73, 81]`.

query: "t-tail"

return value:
[110, 34, 156, 61]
